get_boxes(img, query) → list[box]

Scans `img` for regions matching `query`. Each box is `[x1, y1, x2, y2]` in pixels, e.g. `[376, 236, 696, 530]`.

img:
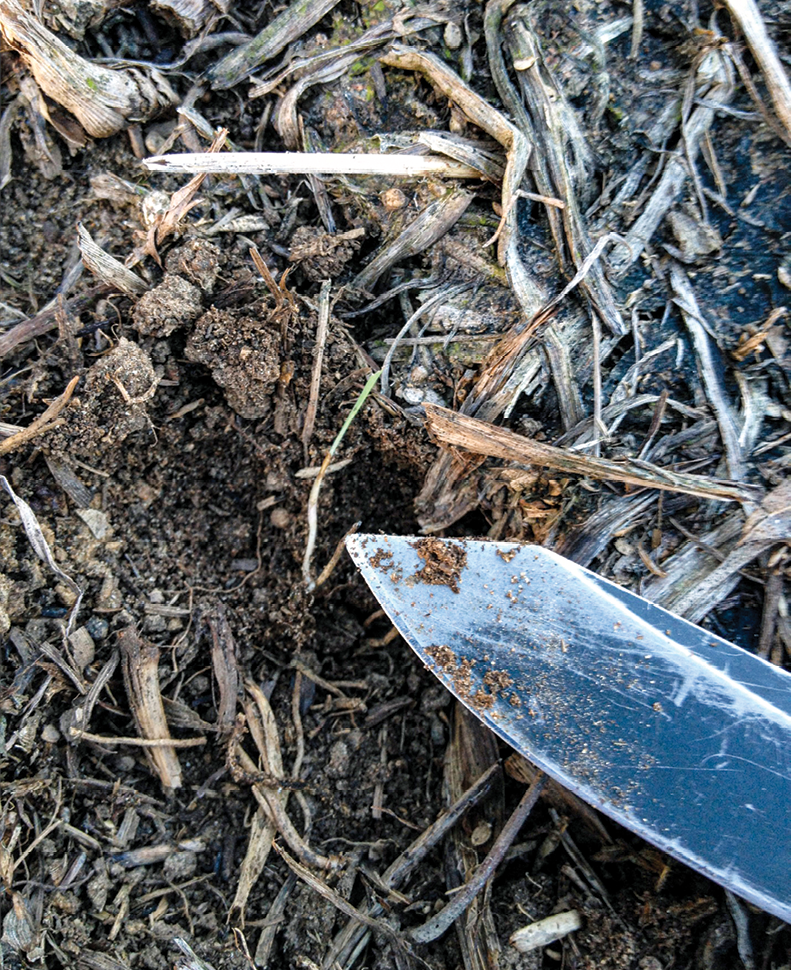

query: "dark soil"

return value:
[0, 0, 789, 968]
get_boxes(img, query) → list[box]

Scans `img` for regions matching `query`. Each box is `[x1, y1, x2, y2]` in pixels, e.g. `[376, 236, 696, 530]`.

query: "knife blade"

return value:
[346, 534, 791, 922]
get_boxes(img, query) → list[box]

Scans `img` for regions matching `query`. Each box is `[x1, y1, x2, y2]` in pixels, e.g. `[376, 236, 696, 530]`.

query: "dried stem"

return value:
[273, 843, 406, 947]
[119, 628, 183, 790]
[323, 764, 500, 966]
[302, 280, 332, 460]
[380, 44, 530, 268]
[67, 729, 205, 748]
[669, 265, 748, 489]
[591, 313, 603, 458]
[207, 608, 241, 735]
[314, 519, 361, 590]
[0, 375, 79, 456]
[144, 151, 479, 178]
[0, 285, 112, 361]
[721, 0, 790, 141]
[422, 403, 759, 504]
[410, 773, 547, 943]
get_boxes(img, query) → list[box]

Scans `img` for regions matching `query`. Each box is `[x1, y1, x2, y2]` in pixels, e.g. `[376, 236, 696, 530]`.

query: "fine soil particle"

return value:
[424, 644, 491, 710]
[425, 644, 457, 670]
[411, 536, 468, 593]
[483, 669, 514, 692]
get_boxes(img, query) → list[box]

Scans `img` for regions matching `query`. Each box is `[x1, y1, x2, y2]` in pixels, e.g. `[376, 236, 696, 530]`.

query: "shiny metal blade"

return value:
[347, 534, 791, 921]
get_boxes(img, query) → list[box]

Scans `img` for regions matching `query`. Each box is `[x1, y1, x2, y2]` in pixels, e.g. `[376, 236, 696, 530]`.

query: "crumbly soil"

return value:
[0, 0, 789, 968]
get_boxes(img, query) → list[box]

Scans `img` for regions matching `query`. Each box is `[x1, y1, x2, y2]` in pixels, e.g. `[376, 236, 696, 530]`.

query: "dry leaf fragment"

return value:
[17, 75, 62, 179]
[151, 0, 225, 38]
[352, 186, 474, 292]
[1, 892, 42, 958]
[206, 0, 342, 90]
[77, 224, 149, 297]
[143, 127, 228, 262]
[0, 0, 178, 138]
[1, 474, 83, 636]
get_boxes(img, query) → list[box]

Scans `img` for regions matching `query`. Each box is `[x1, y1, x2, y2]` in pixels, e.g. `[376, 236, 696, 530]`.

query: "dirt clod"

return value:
[184, 306, 284, 420]
[288, 225, 365, 282]
[132, 272, 203, 336]
[45, 337, 158, 465]
[164, 238, 223, 294]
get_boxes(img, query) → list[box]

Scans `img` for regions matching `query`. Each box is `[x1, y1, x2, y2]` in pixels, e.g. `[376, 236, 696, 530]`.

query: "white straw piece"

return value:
[509, 911, 583, 953]
[143, 151, 482, 179]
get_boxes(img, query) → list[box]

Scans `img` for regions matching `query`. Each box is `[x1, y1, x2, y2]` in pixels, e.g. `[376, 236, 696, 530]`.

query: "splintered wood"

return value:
[118, 628, 185, 791]
[421, 404, 761, 504]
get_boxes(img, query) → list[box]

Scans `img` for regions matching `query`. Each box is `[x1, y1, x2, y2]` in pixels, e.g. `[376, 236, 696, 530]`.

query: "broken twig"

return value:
[119, 628, 183, 791]
[0, 375, 79, 456]
[410, 773, 547, 943]
[421, 404, 759, 504]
